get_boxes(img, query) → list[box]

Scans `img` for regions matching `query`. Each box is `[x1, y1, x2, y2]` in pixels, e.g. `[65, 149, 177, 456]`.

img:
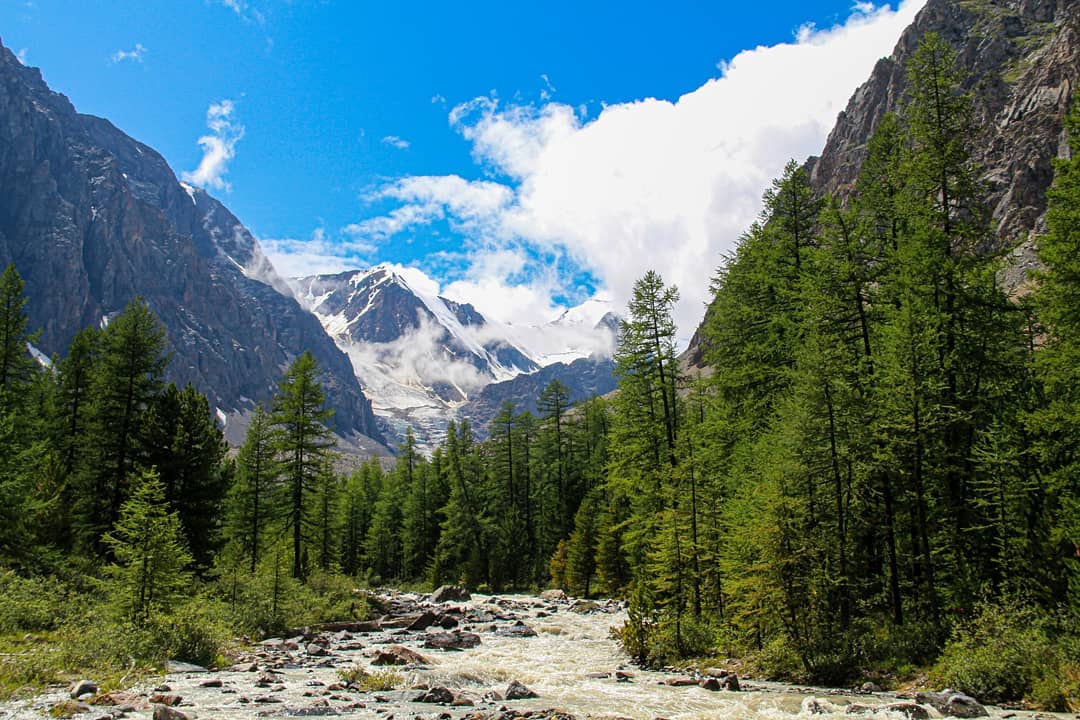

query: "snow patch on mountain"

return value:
[291, 263, 618, 449]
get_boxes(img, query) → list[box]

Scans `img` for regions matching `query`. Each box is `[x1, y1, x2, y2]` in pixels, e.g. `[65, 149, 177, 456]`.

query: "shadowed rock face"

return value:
[686, 0, 1080, 368]
[0, 41, 383, 443]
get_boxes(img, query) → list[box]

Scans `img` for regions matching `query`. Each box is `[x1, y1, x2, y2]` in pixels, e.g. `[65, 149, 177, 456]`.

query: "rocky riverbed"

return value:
[2, 589, 1073, 720]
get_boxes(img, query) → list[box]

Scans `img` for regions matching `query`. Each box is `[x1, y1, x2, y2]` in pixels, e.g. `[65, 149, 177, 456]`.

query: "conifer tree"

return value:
[81, 297, 168, 553]
[271, 351, 336, 580]
[103, 469, 192, 623]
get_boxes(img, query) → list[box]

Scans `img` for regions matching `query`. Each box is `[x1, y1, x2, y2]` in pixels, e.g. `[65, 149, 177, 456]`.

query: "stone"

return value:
[406, 611, 439, 631]
[229, 662, 259, 672]
[69, 680, 98, 699]
[720, 674, 740, 691]
[915, 691, 988, 718]
[415, 687, 455, 704]
[148, 694, 183, 707]
[539, 589, 567, 601]
[438, 615, 459, 629]
[505, 680, 538, 700]
[306, 642, 330, 656]
[371, 645, 430, 666]
[423, 631, 482, 650]
[495, 621, 538, 638]
[166, 660, 208, 673]
[430, 585, 471, 603]
[198, 678, 223, 688]
[847, 703, 927, 719]
[697, 677, 721, 691]
[151, 706, 190, 720]
[859, 682, 883, 693]
[803, 697, 843, 715]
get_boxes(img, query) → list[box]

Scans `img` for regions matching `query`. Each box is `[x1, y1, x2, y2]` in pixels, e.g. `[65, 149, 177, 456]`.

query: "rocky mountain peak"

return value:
[0, 37, 383, 446]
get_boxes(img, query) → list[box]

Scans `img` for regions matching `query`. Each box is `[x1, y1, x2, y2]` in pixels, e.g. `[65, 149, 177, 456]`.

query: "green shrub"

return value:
[338, 665, 400, 691]
[931, 598, 1056, 705]
[0, 571, 74, 633]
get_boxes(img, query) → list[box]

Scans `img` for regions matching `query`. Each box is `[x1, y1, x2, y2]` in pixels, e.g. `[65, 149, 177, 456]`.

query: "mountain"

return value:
[686, 0, 1080, 368]
[462, 355, 618, 440]
[292, 264, 618, 449]
[0, 40, 384, 446]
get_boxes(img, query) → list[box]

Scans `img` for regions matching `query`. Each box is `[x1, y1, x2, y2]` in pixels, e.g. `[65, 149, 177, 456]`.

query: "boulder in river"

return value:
[505, 680, 538, 700]
[371, 645, 430, 666]
[415, 686, 455, 704]
[803, 697, 844, 715]
[847, 702, 929, 719]
[152, 706, 190, 720]
[430, 584, 471, 602]
[148, 693, 183, 707]
[915, 690, 988, 718]
[539, 589, 567, 601]
[423, 630, 482, 650]
[496, 621, 538, 638]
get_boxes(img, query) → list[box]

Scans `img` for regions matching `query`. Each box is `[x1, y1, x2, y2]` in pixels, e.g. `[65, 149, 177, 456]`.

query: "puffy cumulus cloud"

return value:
[182, 99, 245, 192]
[110, 43, 146, 64]
[276, 1, 924, 343]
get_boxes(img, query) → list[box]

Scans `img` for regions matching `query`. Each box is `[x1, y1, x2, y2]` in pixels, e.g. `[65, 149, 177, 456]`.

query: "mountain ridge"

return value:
[0, 39, 384, 445]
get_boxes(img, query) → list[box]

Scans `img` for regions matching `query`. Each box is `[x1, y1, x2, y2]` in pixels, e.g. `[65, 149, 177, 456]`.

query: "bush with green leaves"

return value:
[0, 571, 74, 634]
[931, 598, 1061, 706]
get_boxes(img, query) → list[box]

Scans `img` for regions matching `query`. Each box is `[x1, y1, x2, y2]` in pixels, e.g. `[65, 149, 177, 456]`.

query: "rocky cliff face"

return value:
[686, 0, 1080, 367]
[0, 41, 383, 444]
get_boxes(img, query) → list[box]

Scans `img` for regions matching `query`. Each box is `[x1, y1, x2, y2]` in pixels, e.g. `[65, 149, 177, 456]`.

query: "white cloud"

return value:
[214, 0, 265, 24]
[110, 43, 146, 64]
[261, 227, 379, 279]
[182, 99, 245, 192]
[15, 48, 28, 65]
[382, 135, 410, 149]
[272, 0, 924, 344]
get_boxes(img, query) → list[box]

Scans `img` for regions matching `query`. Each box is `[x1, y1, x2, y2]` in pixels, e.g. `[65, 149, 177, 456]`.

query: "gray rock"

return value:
[414, 687, 455, 704]
[539, 589, 567, 601]
[505, 680, 538, 700]
[166, 660, 208, 673]
[495, 621, 538, 638]
[148, 694, 183, 707]
[803, 697, 843, 715]
[859, 703, 929, 720]
[430, 585, 471, 603]
[423, 631, 481, 650]
[69, 680, 98, 699]
[916, 691, 988, 718]
[371, 645, 430, 666]
[152, 706, 189, 720]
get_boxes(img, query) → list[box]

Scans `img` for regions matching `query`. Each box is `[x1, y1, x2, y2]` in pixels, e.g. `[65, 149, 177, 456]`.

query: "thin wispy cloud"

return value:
[270, 0, 925, 337]
[181, 99, 245, 192]
[382, 135, 410, 150]
[15, 48, 28, 65]
[261, 227, 379, 280]
[110, 43, 146, 64]
[213, 0, 265, 24]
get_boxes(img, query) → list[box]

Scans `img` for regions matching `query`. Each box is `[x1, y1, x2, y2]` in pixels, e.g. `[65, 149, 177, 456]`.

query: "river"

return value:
[0, 592, 1058, 720]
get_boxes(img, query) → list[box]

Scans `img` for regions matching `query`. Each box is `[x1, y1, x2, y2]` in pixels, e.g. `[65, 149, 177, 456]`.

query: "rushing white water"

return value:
[1, 593, 1060, 720]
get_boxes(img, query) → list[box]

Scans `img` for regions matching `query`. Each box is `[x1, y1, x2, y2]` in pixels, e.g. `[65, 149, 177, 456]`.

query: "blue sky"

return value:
[1, 0, 923, 339]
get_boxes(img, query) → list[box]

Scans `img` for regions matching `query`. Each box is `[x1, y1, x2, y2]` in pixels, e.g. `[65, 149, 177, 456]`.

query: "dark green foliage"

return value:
[271, 351, 336, 579]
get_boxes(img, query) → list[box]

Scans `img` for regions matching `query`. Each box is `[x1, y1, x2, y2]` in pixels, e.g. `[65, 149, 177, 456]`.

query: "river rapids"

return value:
[1, 591, 1064, 720]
